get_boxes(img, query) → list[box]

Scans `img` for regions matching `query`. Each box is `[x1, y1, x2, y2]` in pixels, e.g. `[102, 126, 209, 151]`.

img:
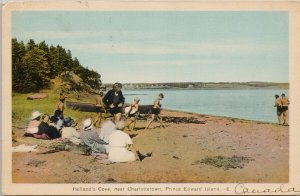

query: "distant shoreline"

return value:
[103, 82, 289, 90]
[122, 87, 289, 90]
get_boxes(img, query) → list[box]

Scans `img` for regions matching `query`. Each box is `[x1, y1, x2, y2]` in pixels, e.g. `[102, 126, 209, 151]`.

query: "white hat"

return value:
[31, 110, 42, 120]
[83, 118, 93, 130]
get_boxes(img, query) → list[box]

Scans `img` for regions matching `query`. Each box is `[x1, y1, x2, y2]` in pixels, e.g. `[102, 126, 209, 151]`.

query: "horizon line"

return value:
[102, 81, 289, 84]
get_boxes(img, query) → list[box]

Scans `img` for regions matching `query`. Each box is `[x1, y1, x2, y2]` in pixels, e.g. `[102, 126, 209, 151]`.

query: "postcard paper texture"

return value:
[2, 0, 300, 195]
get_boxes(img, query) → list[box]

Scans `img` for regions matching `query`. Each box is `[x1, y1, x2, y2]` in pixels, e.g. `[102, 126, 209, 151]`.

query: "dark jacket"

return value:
[102, 89, 125, 108]
[38, 122, 60, 139]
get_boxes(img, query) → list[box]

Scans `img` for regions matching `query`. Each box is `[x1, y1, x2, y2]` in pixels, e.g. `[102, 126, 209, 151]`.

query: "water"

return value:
[122, 89, 289, 123]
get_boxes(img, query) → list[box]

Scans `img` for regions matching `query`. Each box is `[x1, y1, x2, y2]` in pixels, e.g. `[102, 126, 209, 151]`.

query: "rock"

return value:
[27, 93, 48, 100]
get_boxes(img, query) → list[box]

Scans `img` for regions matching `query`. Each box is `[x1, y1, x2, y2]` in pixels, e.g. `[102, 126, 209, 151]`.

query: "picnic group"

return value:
[23, 82, 163, 163]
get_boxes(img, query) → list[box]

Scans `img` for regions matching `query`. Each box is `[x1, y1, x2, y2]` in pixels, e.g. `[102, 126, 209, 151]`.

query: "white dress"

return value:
[61, 127, 81, 145]
[98, 121, 117, 153]
[108, 130, 135, 163]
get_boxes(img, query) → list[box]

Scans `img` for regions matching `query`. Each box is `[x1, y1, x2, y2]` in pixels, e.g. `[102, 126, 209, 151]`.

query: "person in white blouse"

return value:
[108, 121, 152, 163]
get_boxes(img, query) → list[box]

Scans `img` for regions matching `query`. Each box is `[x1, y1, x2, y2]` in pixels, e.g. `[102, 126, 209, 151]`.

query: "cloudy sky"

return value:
[12, 11, 288, 83]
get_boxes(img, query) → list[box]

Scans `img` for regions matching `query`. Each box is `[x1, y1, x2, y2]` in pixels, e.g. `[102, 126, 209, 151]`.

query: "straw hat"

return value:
[134, 97, 140, 102]
[31, 110, 42, 120]
[83, 118, 93, 130]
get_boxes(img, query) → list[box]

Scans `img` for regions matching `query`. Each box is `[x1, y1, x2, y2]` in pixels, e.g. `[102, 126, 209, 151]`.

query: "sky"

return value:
[11, 11, 288, 83]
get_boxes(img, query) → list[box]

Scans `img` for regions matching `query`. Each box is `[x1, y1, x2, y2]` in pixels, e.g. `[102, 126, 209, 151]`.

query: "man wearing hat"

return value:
[61, 117, 81, 145]
[102, 82, 125, 123]
[80, 118, 108, 154]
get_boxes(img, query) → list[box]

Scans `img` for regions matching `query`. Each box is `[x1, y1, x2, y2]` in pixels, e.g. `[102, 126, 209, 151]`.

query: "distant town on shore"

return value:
[103, 82, 289, 90]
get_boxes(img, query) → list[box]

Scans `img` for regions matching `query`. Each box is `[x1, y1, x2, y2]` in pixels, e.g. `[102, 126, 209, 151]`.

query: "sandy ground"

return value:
[12, 110, 288, 183]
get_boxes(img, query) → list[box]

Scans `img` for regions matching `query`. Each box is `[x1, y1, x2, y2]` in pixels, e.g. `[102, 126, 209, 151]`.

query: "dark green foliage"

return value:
[12, 39, 102, 93]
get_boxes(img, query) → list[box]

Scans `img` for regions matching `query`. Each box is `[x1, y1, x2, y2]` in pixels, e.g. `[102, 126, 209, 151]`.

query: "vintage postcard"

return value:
[2, 0, 300, 195]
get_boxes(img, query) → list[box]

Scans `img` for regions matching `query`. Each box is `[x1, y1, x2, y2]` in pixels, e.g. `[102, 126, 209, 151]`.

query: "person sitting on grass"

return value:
[108, 121, 152, 163]
[50, 109, 64, 131]
[61, 117, 81, 145]
[94, 91, 106, 128]
[145, 93, 164, 129]
[37, 114, 61, 139]
[102, 82, 125, 124]
[80, 118, 108, 155]
[25, 110, 42, 135]
[125, 97, 140, 131]
[25, 110, 49, 139]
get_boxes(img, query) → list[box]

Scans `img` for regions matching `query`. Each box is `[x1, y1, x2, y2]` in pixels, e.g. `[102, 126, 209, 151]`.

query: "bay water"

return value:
[122, 88, 289, 123]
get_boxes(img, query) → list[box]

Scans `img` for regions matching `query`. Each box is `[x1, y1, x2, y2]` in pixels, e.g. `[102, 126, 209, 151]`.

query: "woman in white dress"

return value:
[108, 121, 152, 163]
[108, 121, 136, 163]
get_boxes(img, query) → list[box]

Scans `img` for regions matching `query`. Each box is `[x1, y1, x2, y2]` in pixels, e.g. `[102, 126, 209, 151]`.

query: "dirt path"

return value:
[12, 110, 289, 183]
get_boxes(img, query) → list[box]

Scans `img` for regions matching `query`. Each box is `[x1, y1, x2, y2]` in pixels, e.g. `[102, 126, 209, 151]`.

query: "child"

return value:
[56, 93, 66, 119]
[125, 97, 140, 131]
[145, 93, 164, 129]
[94, 91, 106, 128]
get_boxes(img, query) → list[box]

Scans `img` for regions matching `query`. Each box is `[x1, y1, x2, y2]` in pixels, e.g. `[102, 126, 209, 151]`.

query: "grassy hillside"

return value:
[12, 79, 98, 128]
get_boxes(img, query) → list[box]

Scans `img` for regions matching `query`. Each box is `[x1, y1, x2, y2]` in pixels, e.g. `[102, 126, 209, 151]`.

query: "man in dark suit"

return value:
[103, 82, 125, 123]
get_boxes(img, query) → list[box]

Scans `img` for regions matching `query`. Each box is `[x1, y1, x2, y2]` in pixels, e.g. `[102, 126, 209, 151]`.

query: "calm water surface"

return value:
[122, 89, 289, 123]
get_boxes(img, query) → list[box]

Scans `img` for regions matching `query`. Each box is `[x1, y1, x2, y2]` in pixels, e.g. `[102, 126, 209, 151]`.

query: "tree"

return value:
[12, 39, 28, 92]
[26, 39, 36, 51]
[22, 47, 51, 91]
[12, 38, 102, 92]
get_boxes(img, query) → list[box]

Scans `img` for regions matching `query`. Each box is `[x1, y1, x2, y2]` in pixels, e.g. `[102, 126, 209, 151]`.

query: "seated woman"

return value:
[125, 97, 140, 131]
[61, 117, 81, 145]
[37, 114, 61, 139]
[50, 109, 64, 131]
[25, 110, 46, 138]
[108, 121, 151, 163]
[80, 118, 108, 154]
[98, 120, 117, 153]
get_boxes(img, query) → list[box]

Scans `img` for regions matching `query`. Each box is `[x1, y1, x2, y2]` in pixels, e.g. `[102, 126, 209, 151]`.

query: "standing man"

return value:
[281, 93, 289, 125]
[103, 82, 125, 123]
[274, 94, 282, 125]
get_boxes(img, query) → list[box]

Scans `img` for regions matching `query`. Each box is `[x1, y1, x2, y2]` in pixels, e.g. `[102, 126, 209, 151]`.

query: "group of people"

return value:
[81, 119, 151, 163]
[24, 82, 163, 163]
[25, 94, 66, 140]
[25, 110, 151, 163]
[274, 93, 289, 125]
[94, 82, 165, 130]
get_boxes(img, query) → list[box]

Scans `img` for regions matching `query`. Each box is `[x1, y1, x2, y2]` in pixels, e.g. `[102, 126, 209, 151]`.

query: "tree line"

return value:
[12, 38, 101, 93]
